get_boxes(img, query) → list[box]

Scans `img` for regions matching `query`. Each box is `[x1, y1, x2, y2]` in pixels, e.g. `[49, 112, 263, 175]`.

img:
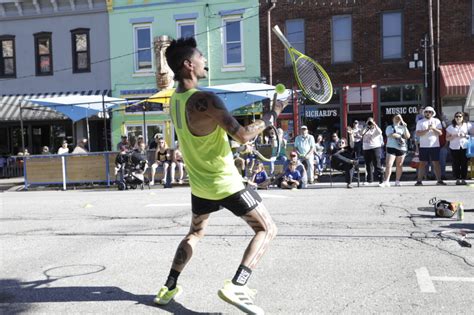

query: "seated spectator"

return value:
[148, 133, 161, 150]
[278, 151, 308, 188]
[328, 133, 340, 155]
[150, 138, 172, 185]
[230, 139, 247, 179]
[116, 135, 129, 151]
[268, 128, 288, 176]
[57, 140, 69, 154]
[171, 142, 185, 184]
[72, 139, 88, 154]
[247, 162, 271, 190]
[280, 161, 302, 190]
[133, 135, 145, 150]
[331, 136, 358, 189]
[41, 146, 50, 155]
[242, 142, 257, 179]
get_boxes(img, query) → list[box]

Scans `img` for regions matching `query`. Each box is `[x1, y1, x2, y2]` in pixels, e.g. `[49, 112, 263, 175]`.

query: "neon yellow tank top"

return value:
[170, 88, 244, 200]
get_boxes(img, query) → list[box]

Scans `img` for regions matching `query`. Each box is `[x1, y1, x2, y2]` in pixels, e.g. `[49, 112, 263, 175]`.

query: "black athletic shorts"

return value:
[191, 187, 262, 216]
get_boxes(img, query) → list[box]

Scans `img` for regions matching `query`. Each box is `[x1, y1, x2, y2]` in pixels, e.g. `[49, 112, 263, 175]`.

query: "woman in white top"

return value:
[57, 140, 69, 154]
[446, 112, 469, 185]
[361, 117, 384, 184]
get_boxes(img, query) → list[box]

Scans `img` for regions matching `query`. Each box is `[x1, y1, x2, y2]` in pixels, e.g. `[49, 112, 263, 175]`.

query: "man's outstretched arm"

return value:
[193, 91, 288, 144]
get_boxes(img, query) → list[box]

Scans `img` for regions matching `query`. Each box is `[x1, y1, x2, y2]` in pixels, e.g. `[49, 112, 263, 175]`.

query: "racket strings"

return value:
[295, 58, 332, 104]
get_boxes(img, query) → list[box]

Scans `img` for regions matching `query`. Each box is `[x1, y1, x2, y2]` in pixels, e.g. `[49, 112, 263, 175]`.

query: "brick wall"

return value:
[260, 0, 473, 89]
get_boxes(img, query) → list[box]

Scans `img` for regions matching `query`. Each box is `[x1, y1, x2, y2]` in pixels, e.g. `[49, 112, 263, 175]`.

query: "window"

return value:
[126, 124, 166, 147]
[382, 12, 403, 60]
[34, 32, 53, 76]
[285, 19, 305, 66]
[133, 24, 153, 72]
[177, 20, 196, 39]
[71, 28, 90, 73]
[0, 35, 16, 78]
[332, 16, 352, 63]
[223, 17, 243, 66]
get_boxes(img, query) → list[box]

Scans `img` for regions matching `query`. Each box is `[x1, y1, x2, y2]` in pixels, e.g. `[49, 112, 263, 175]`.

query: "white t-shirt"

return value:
[57, 147, 69, 154]
[416, 117, 442, 148]
[446, 123, 469, 150]
[362, 126, 383, 150]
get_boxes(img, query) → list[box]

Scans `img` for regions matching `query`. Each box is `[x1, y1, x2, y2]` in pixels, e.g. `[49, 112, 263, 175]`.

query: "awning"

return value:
[440, 63, 474, 97]
[144, 83, 290, 112]
[25, 94, 127, 122]
[0, 90, 112, 122]
[465, 79, 474, 116]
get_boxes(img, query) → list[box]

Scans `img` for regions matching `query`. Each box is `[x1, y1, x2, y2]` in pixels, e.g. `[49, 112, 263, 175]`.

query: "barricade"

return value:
[23, 152, 115, 190]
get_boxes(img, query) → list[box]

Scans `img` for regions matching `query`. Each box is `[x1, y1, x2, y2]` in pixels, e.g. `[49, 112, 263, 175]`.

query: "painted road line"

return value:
[145, 203, 191, 207]
[259, 193, 288, 199]
[416, 267, 474, 293]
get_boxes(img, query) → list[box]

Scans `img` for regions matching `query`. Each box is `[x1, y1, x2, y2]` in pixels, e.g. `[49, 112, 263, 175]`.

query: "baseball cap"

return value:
[300, 125, 308, 129]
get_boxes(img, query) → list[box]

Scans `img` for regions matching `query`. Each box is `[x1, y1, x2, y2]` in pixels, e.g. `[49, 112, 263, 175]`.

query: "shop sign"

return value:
[384, 105, 418, 115]
[304, 106, 339, 118]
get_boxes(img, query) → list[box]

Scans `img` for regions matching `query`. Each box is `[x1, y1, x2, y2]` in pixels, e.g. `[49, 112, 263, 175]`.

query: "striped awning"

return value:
[0, 90, 110, 121]
[440, 63, 474, 97]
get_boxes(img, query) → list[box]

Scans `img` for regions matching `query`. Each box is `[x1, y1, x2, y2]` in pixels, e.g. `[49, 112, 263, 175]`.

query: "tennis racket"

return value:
[272, 25, 333, 104]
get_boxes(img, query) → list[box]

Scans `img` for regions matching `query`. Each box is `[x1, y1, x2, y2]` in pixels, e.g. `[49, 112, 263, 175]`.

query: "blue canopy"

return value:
[25, 95, 127, 122]
[201, 83, 291, 112]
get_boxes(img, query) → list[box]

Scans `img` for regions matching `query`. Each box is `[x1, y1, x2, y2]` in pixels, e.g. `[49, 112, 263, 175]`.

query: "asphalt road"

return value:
[1, 182, 473, 314]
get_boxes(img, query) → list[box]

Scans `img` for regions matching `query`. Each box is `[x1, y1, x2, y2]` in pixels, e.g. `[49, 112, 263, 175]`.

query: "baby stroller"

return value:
[115, 150, 150, 190]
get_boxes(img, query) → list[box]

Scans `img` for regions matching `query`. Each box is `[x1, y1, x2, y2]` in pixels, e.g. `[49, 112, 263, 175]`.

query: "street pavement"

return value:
[1, 182, 473, 314]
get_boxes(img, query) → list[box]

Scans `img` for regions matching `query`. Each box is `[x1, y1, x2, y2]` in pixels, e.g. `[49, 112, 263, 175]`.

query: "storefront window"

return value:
[402, 85, 422, 101]
[302, 105, 341, 140]
[380, 86, 401, 102]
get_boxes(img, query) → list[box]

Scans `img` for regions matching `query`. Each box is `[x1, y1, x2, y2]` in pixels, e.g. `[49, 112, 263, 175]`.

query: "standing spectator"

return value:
[331, 135, 358, 189]
[72, 138, 88, 154]
[415, 106, 446, 186]
[150, 138, 172, 185]
[294, 125, 315, 184]
[116, 135, 129, 151]
[247, 162, 271, 190]
[269, 128, 288, 176]
[380, 114, 410, 187]
[361, 117, 384, 184]
[438, 113, 449, 180]
[446, 112, 469, 185]
[280, 161, 302, 190]
[351, 120, 363, 158]
[464, 112, 474, 134]
[314, 134, 326, 178]
[57, 140, 69, 154]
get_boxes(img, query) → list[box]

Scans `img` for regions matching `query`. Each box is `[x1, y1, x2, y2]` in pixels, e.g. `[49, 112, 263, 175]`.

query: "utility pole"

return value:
[420, 34, 429, 107]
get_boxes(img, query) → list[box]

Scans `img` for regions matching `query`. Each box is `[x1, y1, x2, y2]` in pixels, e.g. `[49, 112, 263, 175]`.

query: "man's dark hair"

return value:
[165, 37, 197, 81]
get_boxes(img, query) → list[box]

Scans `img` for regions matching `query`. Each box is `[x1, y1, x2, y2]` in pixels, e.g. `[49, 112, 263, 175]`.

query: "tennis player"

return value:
[153, 37, 288, 314]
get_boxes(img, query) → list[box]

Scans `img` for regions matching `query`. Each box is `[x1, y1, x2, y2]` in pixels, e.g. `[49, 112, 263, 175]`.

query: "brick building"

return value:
[259, 0, 474, 140]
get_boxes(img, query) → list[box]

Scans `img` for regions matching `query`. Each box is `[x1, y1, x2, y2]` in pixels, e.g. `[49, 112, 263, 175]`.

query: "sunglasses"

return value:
[455, 115, 463, 118]
[425, 111, 433, 114]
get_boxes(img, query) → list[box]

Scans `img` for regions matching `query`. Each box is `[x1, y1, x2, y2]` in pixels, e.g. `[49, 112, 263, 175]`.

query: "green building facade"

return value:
[107, 0, 261, 149]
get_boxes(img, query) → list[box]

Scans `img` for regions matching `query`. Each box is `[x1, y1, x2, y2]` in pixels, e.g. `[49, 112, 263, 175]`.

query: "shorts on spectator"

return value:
[386, 147, 406, 157]
[419, 147, 440, 162]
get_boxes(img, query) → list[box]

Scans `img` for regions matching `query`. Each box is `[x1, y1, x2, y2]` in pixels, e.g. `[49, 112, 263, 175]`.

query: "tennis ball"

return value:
[275, 83, 286, 94]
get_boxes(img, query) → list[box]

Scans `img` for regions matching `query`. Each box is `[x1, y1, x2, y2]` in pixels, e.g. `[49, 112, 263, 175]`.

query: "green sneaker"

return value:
[153, 285, 182, 305]
[218, 280, 264, 315]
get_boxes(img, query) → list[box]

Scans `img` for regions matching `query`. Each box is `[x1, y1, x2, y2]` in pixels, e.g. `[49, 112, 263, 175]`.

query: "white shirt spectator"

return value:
[57, 147, 69, 154]
[446, 123, 469, 150]
[362, 126, 383, 150]
[416, 117, 442, 148]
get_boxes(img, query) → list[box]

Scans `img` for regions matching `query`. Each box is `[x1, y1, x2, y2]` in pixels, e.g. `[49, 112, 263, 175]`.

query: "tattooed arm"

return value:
[191, 91, 289, 144]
